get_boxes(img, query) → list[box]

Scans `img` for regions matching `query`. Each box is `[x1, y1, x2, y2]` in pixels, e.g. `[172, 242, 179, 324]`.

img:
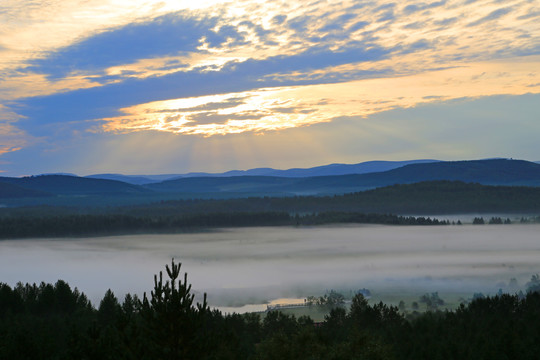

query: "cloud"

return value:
[271, 15, 287, 25]
[517, 9, 540, 21]
[433, 17, 458, 26]
[3, 0, 537, 103]
[100, 56, 540, 137]
[348, 21, 370, 32]
[467, 7, 513, 27]
[377, 9, 396, 22]
[27, 13, 218, 80]
[0, 105, 34, 157]
[403, 1, 446, 14]
[5, 93, 539, 177]
[157, 97, 248, 113]
[185, 111, 267, 125]
[1, 0, 539, 175]
[205, 24, 249, 48]
[0, 72, 104, 101]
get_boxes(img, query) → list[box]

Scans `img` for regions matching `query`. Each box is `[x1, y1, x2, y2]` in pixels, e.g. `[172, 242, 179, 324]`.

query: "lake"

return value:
[1, 224, 539, 310]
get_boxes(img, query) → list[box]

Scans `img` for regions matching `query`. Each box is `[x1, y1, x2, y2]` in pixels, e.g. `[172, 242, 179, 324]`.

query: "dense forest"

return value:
[132, 180, 540, 215]
[2, 180, 540, 238]
[1, 260, 540, 359]
[4, 181, 540, 218]
[0, 212, 454, 239]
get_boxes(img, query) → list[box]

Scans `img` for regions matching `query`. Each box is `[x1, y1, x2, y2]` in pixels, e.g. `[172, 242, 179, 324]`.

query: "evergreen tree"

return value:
[139, 259, 210, 359]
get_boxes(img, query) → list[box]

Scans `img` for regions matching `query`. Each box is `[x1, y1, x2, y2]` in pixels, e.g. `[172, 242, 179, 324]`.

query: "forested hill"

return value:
[145, 159, 540, 195]
[144, 175, 299, 194]
[0, 175, 149, 196]
[347, 158, 540, 186]
[1, 181, 540, 238]
[85, 159, 440, 183]
[4, 181, 540, 218]
[2, 159, 540, 202]
[124, 180, 540, 216]
[0, 181, 52, 198]
[278, 158, 540, 192]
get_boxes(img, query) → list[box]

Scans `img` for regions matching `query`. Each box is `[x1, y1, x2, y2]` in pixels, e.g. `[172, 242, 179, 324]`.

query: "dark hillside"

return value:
[145, 159, 540, 196]
[144, 175, 298, 193]
[0, 175, 149, 195]
[120, 181, 540, 216]
[291, 159, 540, 191]
[358, 159, 540, 186]
[0, 181, 52, 198]
[3, 159, 540, 203]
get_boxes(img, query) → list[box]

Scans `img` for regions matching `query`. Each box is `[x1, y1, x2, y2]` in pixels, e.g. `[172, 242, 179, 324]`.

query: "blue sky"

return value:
[1, 0, 539, 176]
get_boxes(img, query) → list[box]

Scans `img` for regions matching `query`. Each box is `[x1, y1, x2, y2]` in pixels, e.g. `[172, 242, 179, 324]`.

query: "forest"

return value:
[1, 260, 540, 359]
[4, 180, 540, 217]
[0, 211, 457, 239]
[2, 180, 540, 239]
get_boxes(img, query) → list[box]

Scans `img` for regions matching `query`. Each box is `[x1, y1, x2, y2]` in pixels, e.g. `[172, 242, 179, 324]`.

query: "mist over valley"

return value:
[2, 224, 538, 311]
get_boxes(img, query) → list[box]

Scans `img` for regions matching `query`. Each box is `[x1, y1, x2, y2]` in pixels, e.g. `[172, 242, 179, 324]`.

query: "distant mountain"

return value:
[0, 175, 150, 196]
[170, 159, 441, 179]
[4, 159, 540, 201]
[288, 158, 540, 189]
[352, 158, 540, 187]
[144, 176, 298, 194]
[146, 159, 540, 195]
[0, 181, 53, 199]
[86, 160, 440, 184]
[84, 174, 176, 185]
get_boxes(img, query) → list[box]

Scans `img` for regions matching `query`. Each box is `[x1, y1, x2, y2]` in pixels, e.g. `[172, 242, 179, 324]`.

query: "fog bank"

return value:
[1, 225, 539, 307]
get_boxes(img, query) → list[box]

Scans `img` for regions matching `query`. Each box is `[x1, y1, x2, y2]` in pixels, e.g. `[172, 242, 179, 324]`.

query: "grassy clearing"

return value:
[265, 289, 484, 321]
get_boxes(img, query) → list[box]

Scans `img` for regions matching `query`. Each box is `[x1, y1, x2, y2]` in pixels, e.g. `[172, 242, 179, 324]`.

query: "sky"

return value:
[0, 0, 539, 176]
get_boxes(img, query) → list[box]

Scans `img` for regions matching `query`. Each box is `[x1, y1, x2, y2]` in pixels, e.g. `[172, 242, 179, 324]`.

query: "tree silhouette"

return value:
[140, 259, 209, 359]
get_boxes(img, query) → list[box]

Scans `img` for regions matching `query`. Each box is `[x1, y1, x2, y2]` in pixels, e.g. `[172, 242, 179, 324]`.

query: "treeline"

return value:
[1, 261, 540, 359]
[0, 212, 450, 239]
[3, 181, 540, 219]
[104, 180, 540, 216]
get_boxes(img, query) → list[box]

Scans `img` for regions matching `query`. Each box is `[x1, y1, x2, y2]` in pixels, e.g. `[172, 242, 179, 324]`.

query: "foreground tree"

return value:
[139, 259, 210, 360]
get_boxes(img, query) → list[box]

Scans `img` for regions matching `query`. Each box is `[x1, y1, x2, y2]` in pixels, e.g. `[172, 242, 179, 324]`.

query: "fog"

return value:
[1, 225, 539, 309]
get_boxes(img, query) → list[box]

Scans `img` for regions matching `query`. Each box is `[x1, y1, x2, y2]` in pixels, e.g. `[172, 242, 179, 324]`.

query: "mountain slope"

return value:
[131, 180, 540, 216]
[4, 159, 540, 200]
[352, 159, 540, 186]
[175, 159, 441, 178]
[85, 174, 181, 185]
[147, 159, 540, 195]
[144, 176, 298, 194]
[86, 159, 440, 184]
[0, 175, 150, 196]
[0, 181, 53, 199]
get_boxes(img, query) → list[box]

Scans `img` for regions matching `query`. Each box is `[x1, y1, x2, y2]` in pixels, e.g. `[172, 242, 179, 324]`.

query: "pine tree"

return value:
[140, 259, 209, 359]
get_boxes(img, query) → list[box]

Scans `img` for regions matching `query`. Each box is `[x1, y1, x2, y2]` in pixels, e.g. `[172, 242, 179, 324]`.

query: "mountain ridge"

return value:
[146, 159, 540, 195]
[0, 174, 149, 196]
[3, 159, 540, 202]
[83, 159, 440, 184]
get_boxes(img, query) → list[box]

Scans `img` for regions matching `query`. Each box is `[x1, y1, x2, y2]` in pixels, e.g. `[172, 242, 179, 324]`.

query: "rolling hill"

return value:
[130, 180, 540, 216]
[3, 159, 540, 203]
[0, 181, 53, 199]
[145, 159, 540, 195]
[85, 159, 439, 184]
[0, 175, 150, 196]
[168, 159, 440, 179]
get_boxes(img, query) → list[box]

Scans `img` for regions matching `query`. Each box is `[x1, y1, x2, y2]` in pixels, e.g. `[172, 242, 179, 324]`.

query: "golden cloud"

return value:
[101, 56, 540, 136]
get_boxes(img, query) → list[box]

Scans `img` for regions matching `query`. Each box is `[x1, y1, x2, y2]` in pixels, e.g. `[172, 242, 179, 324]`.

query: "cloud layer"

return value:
[0, 0, 539, 174]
